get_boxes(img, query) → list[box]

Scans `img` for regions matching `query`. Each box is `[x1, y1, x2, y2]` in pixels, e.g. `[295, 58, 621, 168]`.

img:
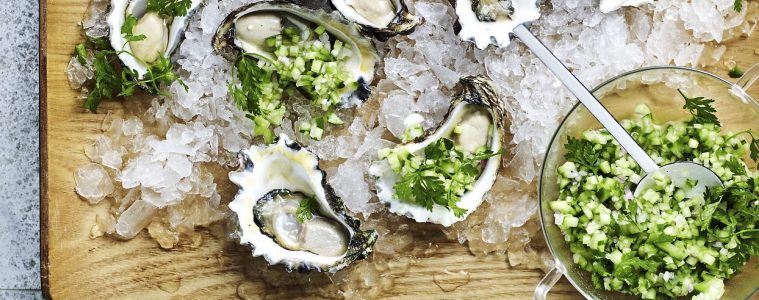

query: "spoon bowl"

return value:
[634, 162, 723, 198]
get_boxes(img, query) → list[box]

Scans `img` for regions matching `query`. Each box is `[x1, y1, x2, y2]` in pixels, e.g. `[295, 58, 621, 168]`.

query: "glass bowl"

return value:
[536, 65, 759, 300]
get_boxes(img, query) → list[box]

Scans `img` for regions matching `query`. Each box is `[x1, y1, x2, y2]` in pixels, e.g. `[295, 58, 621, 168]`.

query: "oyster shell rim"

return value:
[369, 76, 507, 227]
[229, 134, 377, 272]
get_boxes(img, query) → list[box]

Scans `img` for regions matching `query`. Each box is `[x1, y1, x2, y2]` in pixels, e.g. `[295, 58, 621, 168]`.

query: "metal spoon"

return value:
[511, 23, 723, 197]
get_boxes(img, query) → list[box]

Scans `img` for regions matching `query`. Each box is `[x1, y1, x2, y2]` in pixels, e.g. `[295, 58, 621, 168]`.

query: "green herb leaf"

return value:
[729, 66, 745, 78]
[146, 0, 193, 18]
[296, 196, 319, 223]
[74, 43, 88, 65]
[121, 15, 146, 43]
[725, 156, 747, 176]
[749, 131, 759, 168]
[391, 138, 500, 217]
[734, 0, 744, 12]
[564, 136, 600, 173]
[679, 89, 721, 127]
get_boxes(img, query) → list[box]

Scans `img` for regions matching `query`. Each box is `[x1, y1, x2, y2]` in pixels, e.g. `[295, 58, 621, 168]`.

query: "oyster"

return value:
[213, 1, 378, 105]
[369, 76, 506, 227]
[331, 0, 421, 39]
[229, 135, 377, 272]
[106, 0, 202, 78]
[455, 0, 541, 49]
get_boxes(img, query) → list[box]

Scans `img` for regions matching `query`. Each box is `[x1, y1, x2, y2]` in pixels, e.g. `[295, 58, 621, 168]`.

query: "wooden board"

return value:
[40, 0, 759, 299]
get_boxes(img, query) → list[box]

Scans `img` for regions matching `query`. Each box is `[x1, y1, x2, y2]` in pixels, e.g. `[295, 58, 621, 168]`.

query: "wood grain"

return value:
[40, 0, 759, 299]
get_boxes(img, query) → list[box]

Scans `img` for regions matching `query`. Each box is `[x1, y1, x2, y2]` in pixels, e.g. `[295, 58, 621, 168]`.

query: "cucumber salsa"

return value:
[550, 92, 759, 300]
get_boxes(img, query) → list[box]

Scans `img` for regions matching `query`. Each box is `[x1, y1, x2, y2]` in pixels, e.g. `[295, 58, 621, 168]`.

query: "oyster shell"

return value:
[229, 135, 377, 272]
[107, 0, 202, 78]
[369, 76, 506, 227]
[455, 0, 541, 49]
[213, 1, 379, 104]
[331, 0, 421, 39]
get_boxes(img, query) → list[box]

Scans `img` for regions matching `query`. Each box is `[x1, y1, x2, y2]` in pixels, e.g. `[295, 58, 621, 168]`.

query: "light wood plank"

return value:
[41, 0, 759, 299]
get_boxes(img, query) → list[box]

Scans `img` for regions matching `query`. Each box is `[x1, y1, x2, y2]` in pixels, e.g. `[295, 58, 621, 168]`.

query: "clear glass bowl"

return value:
[536, 65, 759, 300]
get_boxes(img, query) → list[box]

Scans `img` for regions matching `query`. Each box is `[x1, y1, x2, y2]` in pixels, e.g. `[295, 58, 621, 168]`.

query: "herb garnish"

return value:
[228, 25, 356, 142]
[392, 138, 502, 217]
[729, 66, 745, 78]
[74, 18, 186, 112]
[296, 196, 320, 223]
[229, 54, 284, 144]
[679, 89, 721, 127]
[146, 0, 193, 18]
[564, 136, 600, 173]
[734, 0, 744, 12]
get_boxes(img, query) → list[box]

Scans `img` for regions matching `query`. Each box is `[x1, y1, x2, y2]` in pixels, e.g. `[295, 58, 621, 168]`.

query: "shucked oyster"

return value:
[107, 0, 202, 78]
[213, 2, 377, 103]
[229, 135, 377, 272]
[331, 0, 421, 39]
[213, 1, 379, 141]
[455, 0, 541, 49]
[369, 76, 506, 227]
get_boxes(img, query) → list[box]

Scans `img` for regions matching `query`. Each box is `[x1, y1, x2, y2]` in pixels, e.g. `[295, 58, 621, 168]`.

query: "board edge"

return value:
[39, 0, 51, 298]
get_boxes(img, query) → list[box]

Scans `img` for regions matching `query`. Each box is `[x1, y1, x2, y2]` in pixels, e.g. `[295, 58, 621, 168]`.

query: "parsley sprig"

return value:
[73, 18, 186, 111]
[392, 138, 502, 217]
[679, 89, 721, 127]
[564, 136, 600, 173]
[734, 0, 744, 12]
[146, 0, 193, 18]
[296, 196, 320, 223]
[729, 130, 759, 169]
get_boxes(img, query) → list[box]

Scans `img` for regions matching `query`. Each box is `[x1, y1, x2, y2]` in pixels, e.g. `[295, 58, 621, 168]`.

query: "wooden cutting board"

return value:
[39, 0, 759, 299]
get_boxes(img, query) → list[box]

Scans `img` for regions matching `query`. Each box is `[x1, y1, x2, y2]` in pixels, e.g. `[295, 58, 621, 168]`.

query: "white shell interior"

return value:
[331, 0, 401, 29]
[369, 102, 502, 227]
[107, 0, 202, 78]
[599, 0, 654, 13]
[456, 0, 541, 49]
[228, 135, 356, 270]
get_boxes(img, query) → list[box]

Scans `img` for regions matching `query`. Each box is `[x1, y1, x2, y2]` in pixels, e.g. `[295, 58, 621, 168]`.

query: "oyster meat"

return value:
[213, 2, 379, 105]
[455, 0, 541, 49]
[369, 76, 506, 227]
[229, 135, 377, 272]
[107, 0, 202, 78]
[331, 0, 421, 39]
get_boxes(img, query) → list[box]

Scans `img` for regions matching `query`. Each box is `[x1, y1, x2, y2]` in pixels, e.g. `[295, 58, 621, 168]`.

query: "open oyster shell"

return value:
[213, 1, 379, 104]
[331, 0, 421, 40]
[455, 0, 541, 49]
[229, 135, 377, 272]
[107, 0, 202, 79]
[369, 76, 507, 227]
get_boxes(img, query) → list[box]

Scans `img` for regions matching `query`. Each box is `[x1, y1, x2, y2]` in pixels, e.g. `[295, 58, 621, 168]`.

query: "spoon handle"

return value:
[513, 24, 659, 173]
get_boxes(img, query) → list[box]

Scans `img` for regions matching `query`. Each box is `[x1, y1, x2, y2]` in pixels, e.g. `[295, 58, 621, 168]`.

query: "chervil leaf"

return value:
[146, 0, 193, 18]
[564, 136, 600, 172]
[749, 131, 759, 168]
[679, 89, 721, 127]
[392, 138, 500, 216]
[734, 0, 744, 12]
[725, 156, 748, 176]
[121, 15, 146, 43]
[74, 43, 88, 65]
[296, 196, 319, 223]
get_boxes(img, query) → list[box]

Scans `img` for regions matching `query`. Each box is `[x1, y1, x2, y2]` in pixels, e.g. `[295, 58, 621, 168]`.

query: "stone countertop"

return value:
[0, 0, 42, 298]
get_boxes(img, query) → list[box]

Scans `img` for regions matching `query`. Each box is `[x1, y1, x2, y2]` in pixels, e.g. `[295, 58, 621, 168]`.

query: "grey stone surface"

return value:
[0, 290, 43, 300]
[0, 0, 41, 292]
